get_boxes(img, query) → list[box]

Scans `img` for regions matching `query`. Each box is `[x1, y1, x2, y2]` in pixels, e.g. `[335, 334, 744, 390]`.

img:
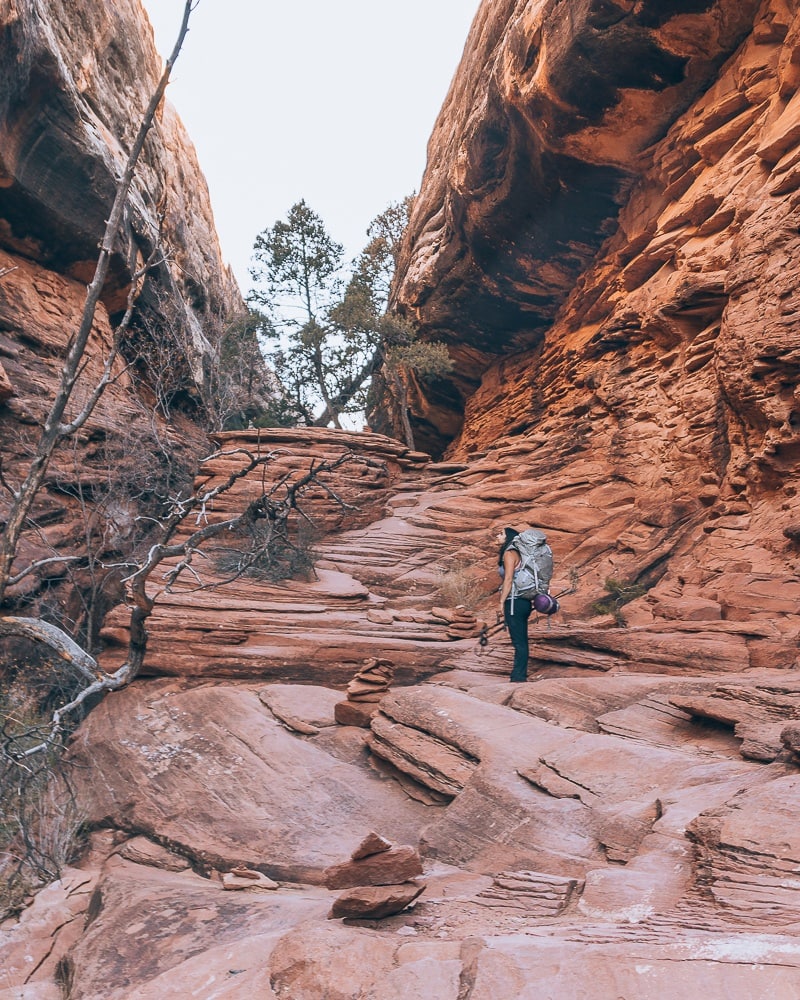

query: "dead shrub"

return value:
[0, 680, 87, 917]
[212, 519, 319, 583]
[434, 560, 487, 612]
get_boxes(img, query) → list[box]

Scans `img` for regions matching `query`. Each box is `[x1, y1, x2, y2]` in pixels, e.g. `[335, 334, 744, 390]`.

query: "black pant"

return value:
[504, 596, 532, 681]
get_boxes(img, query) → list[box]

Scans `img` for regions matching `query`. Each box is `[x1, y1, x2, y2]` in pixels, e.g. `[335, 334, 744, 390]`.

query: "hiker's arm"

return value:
[499, 551, 518, 606]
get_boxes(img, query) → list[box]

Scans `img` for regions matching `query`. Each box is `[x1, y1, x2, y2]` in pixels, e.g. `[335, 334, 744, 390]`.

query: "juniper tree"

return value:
[249, 200, 347, 425]
[249, 195, 450, 433]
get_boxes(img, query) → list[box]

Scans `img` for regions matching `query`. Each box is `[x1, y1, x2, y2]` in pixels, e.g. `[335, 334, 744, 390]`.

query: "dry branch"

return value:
[1, 448, 379, 758]
[0, 0, 195, 605]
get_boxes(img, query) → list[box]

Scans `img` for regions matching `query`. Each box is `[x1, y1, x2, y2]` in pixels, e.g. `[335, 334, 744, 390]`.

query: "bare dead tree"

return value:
[0, 2, 386, 915]
[0, 446, 378, 753]
[0, 0, 196, 607]
[0, 2, 199, 912]
[0, 728, 85, 914]
[0, 441, 379, 912]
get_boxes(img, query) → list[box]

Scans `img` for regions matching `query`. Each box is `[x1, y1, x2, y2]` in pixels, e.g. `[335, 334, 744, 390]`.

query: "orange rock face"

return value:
[385, 0, 800, 665]
[7, 2, 800, 997]
[391, 0, 800, 485]
[0, 0, 239, 326]
[0, 0, 243, 613]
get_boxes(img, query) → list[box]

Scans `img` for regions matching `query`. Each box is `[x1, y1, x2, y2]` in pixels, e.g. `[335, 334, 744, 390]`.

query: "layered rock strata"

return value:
[390, 0, 800, 501]
[0, 0, 239, 356]
[0, 0, 243, 612]
[7, 0, 800, 996]
[97, 420, 799, 685]
[98, 428, 452, 681]
[9, 664, 798, 997]
[412, 1, 800, 714]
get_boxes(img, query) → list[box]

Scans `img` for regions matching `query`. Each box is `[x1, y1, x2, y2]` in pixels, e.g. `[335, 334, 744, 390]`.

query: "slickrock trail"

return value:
[5, 427, 800, 998]
[4, 0, 800, 995]
[98, 425, 800, 688]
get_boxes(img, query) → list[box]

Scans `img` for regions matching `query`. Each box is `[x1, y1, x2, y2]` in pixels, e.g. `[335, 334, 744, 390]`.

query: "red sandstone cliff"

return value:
[383, 0, 800, 660]
[389, 0, 798, 466]
[0, 0, 240, 342]
[4, 2, 800, 997]
[0, 0, 244, 615]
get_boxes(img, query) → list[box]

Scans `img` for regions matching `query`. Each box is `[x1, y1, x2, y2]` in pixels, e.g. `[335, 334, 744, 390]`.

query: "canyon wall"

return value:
[5, 2, 800, 997]
[390, 0, 798, 465]
[385, 0, 800, 656]
[0, 0, 243, 614]
[35, 57, 800, 964]
[0, 0, 240, 351]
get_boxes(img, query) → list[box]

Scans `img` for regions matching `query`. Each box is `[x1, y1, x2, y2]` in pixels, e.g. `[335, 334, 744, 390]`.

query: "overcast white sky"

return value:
[141, 0, 480, 293]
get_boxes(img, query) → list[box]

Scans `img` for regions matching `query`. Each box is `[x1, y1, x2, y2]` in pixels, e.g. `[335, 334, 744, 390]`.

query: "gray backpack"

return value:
[509, 529, 553, 601]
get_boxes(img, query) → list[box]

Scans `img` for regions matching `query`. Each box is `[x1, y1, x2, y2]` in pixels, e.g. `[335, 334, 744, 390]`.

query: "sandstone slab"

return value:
[351, 831, 393, 861]
[687, 774, 800, 923]
[66, 680, 429, 883]
[334, 698, 379, 728]
[328, 882, 425, 920]
[0, 869, 96, 992]
[258, 683, 341, 735]
[116, 836, 190, 872]
[323, 846, 423, 890]
[61, 858, 327, 1000]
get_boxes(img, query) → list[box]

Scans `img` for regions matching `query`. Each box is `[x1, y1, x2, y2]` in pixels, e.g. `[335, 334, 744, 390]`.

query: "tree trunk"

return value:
[392, 369, 415, 450]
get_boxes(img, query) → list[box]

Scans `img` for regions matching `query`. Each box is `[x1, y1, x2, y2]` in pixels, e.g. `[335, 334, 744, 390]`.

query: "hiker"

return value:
[497, 526, 554, 682]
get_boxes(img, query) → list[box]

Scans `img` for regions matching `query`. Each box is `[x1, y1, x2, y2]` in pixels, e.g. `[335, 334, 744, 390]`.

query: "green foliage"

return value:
[250, 200, 355, 425]
[247, 194, 455, 435]
[249, 197, 427, 429]
[591, 576, 648, 626]
[385, 339, 454, 380]
[352, 194, 414, 306]
[380, 314, 454, 449]
[250, 200, 344, 324]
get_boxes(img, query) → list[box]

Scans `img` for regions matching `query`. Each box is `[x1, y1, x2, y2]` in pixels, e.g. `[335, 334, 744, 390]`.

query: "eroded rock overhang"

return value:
[0, 0, 240, 355]
[390, 0, 762, 447]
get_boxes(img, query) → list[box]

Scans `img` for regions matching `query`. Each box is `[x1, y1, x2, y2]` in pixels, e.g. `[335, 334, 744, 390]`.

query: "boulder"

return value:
[221, 869, 279, 891]
[334, 700, 379, 728]
[322, 846, 423, 891]
[328, 882, 425, 920]
[351, 832, 393, 861]
[258, 684, 341, 735]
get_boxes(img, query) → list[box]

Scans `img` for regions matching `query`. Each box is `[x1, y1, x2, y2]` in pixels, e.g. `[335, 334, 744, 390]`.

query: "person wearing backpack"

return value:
[497, 526, 555, 682]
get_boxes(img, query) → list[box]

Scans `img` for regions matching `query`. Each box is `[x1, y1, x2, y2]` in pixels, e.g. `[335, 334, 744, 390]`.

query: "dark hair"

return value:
[498, 527, 519, 565]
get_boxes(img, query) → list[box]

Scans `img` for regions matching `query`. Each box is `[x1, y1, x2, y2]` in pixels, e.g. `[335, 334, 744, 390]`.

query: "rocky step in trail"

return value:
[4, 425, 800, 997]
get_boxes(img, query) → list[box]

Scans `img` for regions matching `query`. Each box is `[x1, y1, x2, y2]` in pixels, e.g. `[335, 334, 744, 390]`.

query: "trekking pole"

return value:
[552, 567, 580, 600]
[476, 615, 505, 653]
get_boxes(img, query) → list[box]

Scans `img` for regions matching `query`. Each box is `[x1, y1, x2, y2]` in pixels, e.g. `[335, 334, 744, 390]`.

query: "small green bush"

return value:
[591, 576, 648, 626]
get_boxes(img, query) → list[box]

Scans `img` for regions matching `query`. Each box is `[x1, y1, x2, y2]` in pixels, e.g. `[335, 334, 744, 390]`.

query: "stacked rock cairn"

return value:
[324, 832, 425, 920]
[432, 605, 483, 640]
[334, 657, 394, 728]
